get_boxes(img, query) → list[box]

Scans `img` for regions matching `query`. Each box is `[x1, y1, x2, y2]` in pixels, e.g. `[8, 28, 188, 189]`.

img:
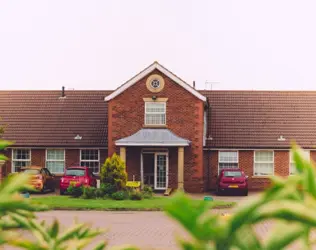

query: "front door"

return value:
[154, 153, 168, 190]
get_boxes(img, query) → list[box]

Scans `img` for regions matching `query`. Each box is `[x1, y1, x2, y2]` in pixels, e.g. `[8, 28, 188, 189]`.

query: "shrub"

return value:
[100, 153, 127, 191]
[111, 190, 128, 200]
[94, 188, 104, 198]
[130, 190, 143, 200]
[142, 185, 153, 199]
[66, 185, 83, 198]
[81, 186, 96, 199]
[100, 182, 116, 195]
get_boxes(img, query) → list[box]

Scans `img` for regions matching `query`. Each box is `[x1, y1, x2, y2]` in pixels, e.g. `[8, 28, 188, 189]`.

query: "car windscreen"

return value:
[224, 171, 242, 177]
[65, 169, 85, 176]
[22, 169, 40, 175]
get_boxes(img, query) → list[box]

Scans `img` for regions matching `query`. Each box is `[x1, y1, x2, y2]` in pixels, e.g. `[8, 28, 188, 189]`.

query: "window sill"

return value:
[252, 175, 274, 178]
[143, 124, 168, 128]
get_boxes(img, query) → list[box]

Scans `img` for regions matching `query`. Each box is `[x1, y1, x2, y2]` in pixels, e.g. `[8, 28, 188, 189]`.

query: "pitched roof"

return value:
[201, 90, 316, 149]
[2, 89, 316, 149]
[115, 128, 191, 146]
[0, 90, 111, 147]
[104, 62, 207, 102]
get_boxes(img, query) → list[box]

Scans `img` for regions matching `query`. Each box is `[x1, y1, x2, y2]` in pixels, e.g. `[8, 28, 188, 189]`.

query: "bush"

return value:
[100, 182, 116, 195]
[66, 185, 83, 198]
[100, 153, 127, 191]
[130, 190, 143, 200]
[81, 186, 96, 199]
[95, 188, 104, 198]
[142, 185, 153, 199]
[111, 190, 128, 200]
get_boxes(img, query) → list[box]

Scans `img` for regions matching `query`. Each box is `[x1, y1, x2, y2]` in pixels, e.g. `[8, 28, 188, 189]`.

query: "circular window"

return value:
[151, 79, 160, 89]
[146, 74, 165, 93]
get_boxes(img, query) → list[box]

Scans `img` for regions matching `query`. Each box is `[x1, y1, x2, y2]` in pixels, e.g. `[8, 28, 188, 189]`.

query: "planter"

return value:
[21, 192, 30, 198]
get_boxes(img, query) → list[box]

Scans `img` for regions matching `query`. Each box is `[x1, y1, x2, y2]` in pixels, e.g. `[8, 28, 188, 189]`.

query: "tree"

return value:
[100, 153, 127, 191]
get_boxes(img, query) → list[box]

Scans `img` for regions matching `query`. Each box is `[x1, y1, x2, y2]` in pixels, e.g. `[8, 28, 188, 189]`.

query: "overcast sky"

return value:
[0, 0, 315, 91]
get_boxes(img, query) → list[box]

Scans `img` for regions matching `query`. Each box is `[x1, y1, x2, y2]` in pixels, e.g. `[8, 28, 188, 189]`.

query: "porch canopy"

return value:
[115, 128, 190, 147]
[115, 128, 190, 190]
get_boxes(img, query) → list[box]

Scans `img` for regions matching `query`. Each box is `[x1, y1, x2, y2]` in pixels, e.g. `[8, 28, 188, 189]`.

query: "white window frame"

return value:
[80, 149, 100, 174]
[11, 148, 31, 173]
[289, 150, 310, 175]
[45, 149, 65, 174]
[253, 150, 274, 176]
[218, 151, 239, 174]
[144, 102, 166, 126]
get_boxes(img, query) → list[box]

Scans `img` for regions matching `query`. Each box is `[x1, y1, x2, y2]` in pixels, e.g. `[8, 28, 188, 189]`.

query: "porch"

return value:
[115, 129, 190, 191]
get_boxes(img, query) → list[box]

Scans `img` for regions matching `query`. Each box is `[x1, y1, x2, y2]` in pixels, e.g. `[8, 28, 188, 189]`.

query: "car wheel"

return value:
[41, 185, 46, 194]
[216, 187, 222, 196]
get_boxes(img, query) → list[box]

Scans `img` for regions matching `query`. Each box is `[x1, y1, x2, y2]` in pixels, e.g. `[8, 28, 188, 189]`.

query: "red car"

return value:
[59, 166, 97, 195]
[216, 169, 248, 196]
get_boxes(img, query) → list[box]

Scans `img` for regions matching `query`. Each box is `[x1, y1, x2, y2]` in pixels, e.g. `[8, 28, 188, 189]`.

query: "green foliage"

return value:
[0, 139, 112, 250]
[164, 143, 316, 250]
[142, 185, 153, 199]
[129, 190, 143, 201]
[100, 153, 127, 191]
[100, 182, 116, 195]
[81, 186, 97, 199]
[111, 191, 129, 201]
[66, 185, 83, 198]
[0, 139, 13, 161]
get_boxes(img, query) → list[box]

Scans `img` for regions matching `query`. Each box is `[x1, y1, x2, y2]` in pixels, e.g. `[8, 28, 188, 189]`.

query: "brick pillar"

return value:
[120, 147, 126, 163]
[178, 147, 184, 190]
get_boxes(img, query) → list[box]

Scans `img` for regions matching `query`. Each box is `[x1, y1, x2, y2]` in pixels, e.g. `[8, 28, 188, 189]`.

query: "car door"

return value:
[88, 168, 97, 187]
[44, 168, 54, 189]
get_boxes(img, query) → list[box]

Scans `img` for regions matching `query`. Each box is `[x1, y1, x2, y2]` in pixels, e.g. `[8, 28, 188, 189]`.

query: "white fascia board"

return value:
[115, 142, 190, 147]
[104, 62, 207, 102]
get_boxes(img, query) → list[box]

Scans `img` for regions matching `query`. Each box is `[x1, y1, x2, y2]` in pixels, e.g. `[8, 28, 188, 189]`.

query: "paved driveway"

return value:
[37, 211, 189, 249]
[5, 209, 312, 250]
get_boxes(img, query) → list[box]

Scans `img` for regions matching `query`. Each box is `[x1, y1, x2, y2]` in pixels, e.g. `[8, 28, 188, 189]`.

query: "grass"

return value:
[30, 196, 236, 211]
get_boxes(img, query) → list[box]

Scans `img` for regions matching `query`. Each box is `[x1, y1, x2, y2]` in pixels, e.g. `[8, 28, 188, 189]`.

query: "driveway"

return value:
[5, 208, 310, 250]
[5, 192, 267, 249]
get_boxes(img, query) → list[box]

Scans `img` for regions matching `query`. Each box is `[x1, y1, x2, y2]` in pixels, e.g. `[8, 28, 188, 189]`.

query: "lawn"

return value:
[31, 196, 236, 211]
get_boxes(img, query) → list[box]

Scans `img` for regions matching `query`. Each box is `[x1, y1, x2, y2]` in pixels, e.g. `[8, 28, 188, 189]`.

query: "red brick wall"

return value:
[107, 69, 205, 192]
[208, 150, 218, 189]
[169, 147, 178, 189]
[207, 150, 291, 190]
[0, 148, 108, 181]
[31, 149, 45, 166]
[311, 151, 316, 164]
[126, 147, 141, 181]
[274, 150, 289, 176]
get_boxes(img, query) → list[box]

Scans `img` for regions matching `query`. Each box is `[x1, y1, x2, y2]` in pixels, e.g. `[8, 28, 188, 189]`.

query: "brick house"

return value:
[1, 62, 316, 192]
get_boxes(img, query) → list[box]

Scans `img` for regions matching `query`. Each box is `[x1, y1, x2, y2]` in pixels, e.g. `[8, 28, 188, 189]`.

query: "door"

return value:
[154, 153, 168, 190]
[44, 168, 54, 190]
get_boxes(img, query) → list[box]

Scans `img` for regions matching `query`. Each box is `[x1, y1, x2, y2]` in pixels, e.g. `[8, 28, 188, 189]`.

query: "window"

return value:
[46, 149, 65, 174]
[80, 149, 99, 173]
[66, 168, 85, 176]
[218, 151, 238, 173]
[151, 79, 160, 89]
[224, 171, 242, 177]
[254, 151, 274, 176]
[290, 150, 310, 175]
[12, 149, 31, 172]
[145, 102, 166, 125]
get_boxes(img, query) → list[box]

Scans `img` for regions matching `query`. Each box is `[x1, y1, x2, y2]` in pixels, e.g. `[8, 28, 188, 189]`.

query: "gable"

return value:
[104, 62, 206, 102]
